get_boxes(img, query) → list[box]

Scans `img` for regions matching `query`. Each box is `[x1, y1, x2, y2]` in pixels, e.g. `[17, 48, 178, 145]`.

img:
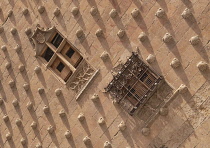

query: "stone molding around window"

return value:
[31, 25, 99, 100]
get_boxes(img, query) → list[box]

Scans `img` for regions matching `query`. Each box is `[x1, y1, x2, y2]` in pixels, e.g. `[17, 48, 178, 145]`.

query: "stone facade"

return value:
[0, 0, 210, 148]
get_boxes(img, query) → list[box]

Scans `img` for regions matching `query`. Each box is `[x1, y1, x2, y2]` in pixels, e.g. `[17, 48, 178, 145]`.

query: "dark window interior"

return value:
[146, 78, 152, 85]
[56, 62, 65, 72]
[66, 48, 75, 58]
[42, 47, 54, 62]
[74, 57, 83, 68]
[51, 33, 63, 48]
[140, 73, 148, 81]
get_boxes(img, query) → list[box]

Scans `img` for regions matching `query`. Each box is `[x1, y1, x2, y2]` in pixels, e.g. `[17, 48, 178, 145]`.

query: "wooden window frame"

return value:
[38, 30, 84, 84]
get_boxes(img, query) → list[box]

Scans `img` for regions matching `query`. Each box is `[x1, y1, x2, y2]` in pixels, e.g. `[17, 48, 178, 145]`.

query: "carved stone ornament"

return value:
[34, 66, 41, 73]
[91, 93, 99, 101]
[59, 109, 66, 117]
[9, 80, 15, 88]
[71, 7, 79, 16]
[78, 113, 85, 121]
[117, 29, 125, 38]
[12, 99, 19, 107]
[1, 45, 7, 51]
[90, 6, 98, 16]
[43, 105, 50, 113]
[162, 33, 173, 43]
[109, 9, 117, 18]
[23, 83, 30, 91]
[100, 51, 109, 61]
[21, 138, 27, 145]
[146, 54, 156, 64]
[141, 127, 150, 136]
[11, 28, 17, 35]
[31, 121, 37, 129]
[155, 8, 165, 18]
[25, 28, 32, 36]
[189, 35, 200, 45]
[15, 44, 21, 53]
[138, 32, 147, 42]
[83, 136, 91, 145]
[8, 10, 13, 17]
[38, 88, 44, 94]
[178, 84, 188, 94]
[131, 8, 139, 18]
[3, 114, 9, 122]
[35, 143, 42, 148]
[98, 117, 105, 125]
[55, 88, 62, 96]
[181, 8, 192, 19]
[76, 29, 84, 38]
[27, 102, 33, 110]
[104, 141, 112, 148]
[54, 8, 60, 16]
[95, 29, 103, 37]
[69, 61, 96, 95]
[38, 6, 45, 14]
[5, 62, 11, 69]
[6, 133, 12, 140]
[197, 61, 208, 71]
[15, 118, 22, 126]
[65, 130, 72, 138]
[19, 65, 25, 72]
[170, 58, 181, 68]
[118, 121, 126, 131]
[47, 125, 54, 134]
[31, 26, 56, 56]
[22, 8, 29, 15]
[35, 32, 45, 44]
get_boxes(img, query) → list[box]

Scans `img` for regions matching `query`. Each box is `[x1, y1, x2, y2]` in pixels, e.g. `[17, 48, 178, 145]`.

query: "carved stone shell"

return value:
[98, 117, 105, 125]
[118, 121, 126, 131]
[178, 84, 188, 94]
[131, 9, 139, 18]
[189, 35, 200, 45]
[109, 9, 117, 18]
[170, 58, 181, 68]
[104, 141, 112, 148]
[197, 61, 208, 71]
[83, 136, 91, 144]
[141, 127, 150, 136]
[155, 8, 165, 18]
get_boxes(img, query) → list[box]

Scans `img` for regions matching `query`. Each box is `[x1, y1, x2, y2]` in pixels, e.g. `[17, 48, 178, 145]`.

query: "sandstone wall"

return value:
[0, 0, 209, 148]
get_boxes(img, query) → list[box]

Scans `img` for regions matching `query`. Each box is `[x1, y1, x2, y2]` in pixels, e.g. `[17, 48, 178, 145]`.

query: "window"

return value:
[31, 26, 99, 100]
[38, 33, 83, 82]
[105, 52, 162, 115]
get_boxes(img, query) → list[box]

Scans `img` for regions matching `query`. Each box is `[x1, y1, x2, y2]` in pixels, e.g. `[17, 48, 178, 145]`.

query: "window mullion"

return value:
[57, 53, 76, 72]
[46, 42, 57, 52]
[47, 54, 57, 68]
[56, 38, 66, 53]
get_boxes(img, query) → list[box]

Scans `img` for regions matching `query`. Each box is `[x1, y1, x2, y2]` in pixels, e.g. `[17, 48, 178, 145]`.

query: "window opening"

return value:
[51, 33, 63, 48]
[105, 52, 162, 115]
[42, 47, 54, 62]
[66, 48, 75, 58]
[57, 62, 65, 72]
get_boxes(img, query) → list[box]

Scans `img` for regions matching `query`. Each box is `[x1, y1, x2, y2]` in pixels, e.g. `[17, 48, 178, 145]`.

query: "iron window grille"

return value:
[105, 52, 162, 115]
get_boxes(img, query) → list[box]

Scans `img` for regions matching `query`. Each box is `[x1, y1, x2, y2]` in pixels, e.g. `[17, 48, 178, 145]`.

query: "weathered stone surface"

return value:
[0, 1, 209, 148]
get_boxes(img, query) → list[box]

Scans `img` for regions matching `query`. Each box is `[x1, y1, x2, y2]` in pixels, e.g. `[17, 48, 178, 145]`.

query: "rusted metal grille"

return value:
[105, 52, 162, 115]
